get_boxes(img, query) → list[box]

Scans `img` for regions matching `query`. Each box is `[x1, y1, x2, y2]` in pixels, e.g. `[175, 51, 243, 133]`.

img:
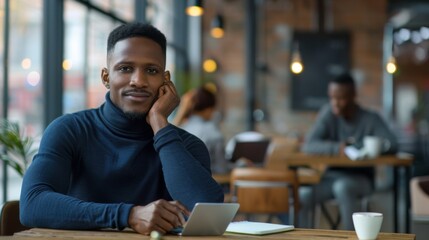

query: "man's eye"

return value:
[119, 66, 133, 72]
[146, 68, 159, 74]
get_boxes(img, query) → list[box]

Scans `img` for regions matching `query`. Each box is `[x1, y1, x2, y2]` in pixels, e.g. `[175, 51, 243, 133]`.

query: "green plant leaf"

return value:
[0, 154, 25, 177]
[0, 119, 37, 177]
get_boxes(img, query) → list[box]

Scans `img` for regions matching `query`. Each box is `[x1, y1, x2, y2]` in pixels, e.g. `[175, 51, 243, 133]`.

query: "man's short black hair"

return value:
[107, 22, 166, 57]
[331, 72, 355, 89]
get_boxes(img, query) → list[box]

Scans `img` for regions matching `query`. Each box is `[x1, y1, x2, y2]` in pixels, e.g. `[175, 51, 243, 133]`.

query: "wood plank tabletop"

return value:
[7, 227, 415, 240]
[281, 153, 413, 167]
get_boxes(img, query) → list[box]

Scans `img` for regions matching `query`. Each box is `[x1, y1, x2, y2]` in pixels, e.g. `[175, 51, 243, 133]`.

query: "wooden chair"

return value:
[264, 136, 322, 186]
[410, 175, 429, 239]
[411, 175, 429, 216]
[0, 200, 29, 236]
[264, 136, 334, 228]
[265, 136, 300, 170]
[230, 167, 299, 224]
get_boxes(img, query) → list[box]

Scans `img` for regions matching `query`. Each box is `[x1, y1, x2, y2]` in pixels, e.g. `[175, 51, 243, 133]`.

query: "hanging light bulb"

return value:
[186, 0, 203, 17]
[290, 42, 304, 74]
[203, 58, 218, 73]
[386, 56, 397, 74]
[211, 14, 224, 38]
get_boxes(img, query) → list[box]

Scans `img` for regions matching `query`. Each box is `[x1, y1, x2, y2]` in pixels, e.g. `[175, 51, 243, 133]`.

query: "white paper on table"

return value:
[344, 146, 367, 161]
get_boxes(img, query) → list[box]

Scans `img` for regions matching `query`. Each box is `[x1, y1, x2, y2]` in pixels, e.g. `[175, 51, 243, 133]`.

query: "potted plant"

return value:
[0, 119, 37, 177]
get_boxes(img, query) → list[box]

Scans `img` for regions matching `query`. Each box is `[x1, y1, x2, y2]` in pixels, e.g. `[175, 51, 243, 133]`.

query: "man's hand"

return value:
[339, 142, 347, 156]
[128, 199, 190, 235]
[147, 80, 180, 134]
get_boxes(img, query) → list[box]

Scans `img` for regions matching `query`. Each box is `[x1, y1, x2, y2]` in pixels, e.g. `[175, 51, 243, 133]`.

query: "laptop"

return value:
[169, 203, 240, 236]
[230, 139, 271, 165]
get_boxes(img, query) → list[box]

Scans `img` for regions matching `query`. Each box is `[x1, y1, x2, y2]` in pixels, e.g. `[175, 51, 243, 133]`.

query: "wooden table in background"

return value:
[8, 228, 415, 240]
[214, 154, 413, 233]
[278, 153, 413, 168]
[213, 167, 321, 186]
[274, 153, 414, 233]
[213, 168, 321, 204]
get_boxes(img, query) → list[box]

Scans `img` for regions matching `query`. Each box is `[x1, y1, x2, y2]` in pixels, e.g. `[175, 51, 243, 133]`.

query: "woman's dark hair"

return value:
[192, 86, 216, 112]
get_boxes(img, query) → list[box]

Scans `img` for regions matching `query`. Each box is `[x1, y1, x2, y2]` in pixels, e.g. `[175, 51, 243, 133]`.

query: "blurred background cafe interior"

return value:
[1, 0, 429, 237]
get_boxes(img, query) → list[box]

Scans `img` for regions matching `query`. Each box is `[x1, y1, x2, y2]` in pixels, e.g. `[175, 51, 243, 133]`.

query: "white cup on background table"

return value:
[363, 136, 385, 158]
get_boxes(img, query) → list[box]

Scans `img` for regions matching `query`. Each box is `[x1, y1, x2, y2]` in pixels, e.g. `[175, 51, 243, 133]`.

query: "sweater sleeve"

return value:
[301, 105, 341, 155]
[20, 116, 133, 230]
[153, 125, 224, 210]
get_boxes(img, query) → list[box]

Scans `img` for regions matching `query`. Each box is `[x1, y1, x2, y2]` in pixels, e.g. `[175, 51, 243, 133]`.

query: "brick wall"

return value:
[201, 0, 388, 141]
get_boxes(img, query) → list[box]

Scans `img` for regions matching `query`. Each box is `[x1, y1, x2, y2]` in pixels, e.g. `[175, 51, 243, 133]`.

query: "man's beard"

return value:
[123, 92, 158, 121]
[124, 112, 147, 121]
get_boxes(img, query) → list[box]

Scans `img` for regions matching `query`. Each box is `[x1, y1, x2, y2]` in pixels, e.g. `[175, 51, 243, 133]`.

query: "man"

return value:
[20, 22, 224, 235]
[300, 73, 398, 230]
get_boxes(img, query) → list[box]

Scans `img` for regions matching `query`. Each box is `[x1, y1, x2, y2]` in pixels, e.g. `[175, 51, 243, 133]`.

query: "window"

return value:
[86, 11, 117, 108]
[1, 0, 43, 200]
[64, 0, 87, 113]
[64, 0, 125, 111]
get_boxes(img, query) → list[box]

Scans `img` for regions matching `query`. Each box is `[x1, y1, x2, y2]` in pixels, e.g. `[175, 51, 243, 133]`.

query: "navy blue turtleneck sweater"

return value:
[20, 93, 224, 230]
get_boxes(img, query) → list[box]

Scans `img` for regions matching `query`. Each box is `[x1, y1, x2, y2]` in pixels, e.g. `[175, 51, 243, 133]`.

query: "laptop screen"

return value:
[169, 203, 240, 236]
[229, 139, 271, 164]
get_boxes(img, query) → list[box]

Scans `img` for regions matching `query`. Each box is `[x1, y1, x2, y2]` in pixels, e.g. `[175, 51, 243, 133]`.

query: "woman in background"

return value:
[174, 84, 228, 174]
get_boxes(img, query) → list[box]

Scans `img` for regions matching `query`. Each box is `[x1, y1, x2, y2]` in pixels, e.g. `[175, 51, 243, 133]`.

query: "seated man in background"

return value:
[300, 72, 398, 230]
[174, 84, 228, 174]
[20, 22, 224, 235]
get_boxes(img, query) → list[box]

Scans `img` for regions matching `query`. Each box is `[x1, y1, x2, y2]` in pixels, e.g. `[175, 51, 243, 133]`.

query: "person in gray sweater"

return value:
[299, 73, 398, 230]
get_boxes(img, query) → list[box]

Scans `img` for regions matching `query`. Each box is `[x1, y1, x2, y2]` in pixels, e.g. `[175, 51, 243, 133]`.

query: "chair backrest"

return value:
[230, 167, 299, 224]
[264, 136, 300, 171]
[0, 200, 29, 236]
[410, 175, 429, 216]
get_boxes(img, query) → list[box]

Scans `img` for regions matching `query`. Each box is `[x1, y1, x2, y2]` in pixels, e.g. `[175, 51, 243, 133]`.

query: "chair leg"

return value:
[313, 204, 320, 228]
[333, 213, 341, 230]
[319, 196, 370, 230]
[320, 203, 341, 230]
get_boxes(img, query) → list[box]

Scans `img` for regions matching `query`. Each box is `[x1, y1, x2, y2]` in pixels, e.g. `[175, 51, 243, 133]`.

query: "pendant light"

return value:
[211, 14, 224, 38]
[290, 42, 304, 74]
[386, 56, 397, 74]
[203, 58, 218, 73]
[186, 0, 203, 17]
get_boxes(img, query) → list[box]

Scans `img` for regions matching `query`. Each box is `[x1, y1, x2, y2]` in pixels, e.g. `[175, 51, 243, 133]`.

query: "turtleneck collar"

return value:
[99, 92, 153, 137]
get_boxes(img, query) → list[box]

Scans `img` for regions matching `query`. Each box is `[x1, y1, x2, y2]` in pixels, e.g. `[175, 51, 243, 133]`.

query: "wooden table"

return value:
[274, 153, 414, 233]
[213, 168, 321, 205]
[276, 153, 413, 168]
[213, 167, 321, 186]
[214, 153, 413, 233]
[7, 228, 415, 240]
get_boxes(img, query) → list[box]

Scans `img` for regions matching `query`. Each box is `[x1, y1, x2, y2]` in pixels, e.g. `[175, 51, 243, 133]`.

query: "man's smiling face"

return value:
[102, 37, 167, 119]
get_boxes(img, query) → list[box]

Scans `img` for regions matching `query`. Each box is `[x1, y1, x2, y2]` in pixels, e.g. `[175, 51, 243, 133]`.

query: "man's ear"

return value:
[101, 68, 110, 89]
[164, 71, 171, 82]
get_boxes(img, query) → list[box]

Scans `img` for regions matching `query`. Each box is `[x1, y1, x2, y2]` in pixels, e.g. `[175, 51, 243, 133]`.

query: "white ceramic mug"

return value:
[363, 136, 382, 159]
[352, 212, 383, 240]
